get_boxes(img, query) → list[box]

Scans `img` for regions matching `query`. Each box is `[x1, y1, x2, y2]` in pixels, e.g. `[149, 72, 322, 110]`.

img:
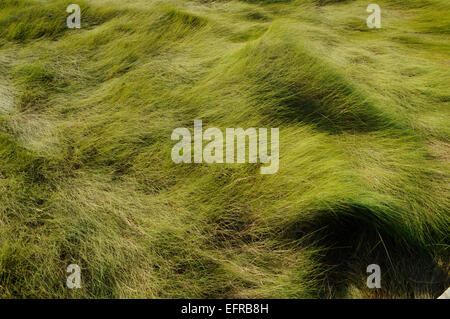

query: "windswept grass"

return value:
[0, 0, 448, 298]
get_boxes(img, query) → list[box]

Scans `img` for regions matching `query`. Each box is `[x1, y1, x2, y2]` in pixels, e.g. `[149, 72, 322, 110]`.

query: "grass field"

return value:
[0, 0, 448, 298]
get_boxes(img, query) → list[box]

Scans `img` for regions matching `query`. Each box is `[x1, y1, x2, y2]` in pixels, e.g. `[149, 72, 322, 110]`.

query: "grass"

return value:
[0, 0, 448, 298]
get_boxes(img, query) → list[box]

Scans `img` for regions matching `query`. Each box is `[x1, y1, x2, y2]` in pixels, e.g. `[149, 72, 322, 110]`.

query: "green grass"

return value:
[0, 0, 448, 298]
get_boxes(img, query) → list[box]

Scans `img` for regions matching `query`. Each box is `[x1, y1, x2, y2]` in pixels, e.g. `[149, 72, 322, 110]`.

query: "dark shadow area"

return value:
[236, 39, 399, 134]
[282, 207, 449, 298]
[264, 90, 391, 134]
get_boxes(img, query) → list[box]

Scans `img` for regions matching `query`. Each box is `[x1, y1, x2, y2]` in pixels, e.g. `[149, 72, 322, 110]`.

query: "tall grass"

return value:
[0, 0, 448, 298]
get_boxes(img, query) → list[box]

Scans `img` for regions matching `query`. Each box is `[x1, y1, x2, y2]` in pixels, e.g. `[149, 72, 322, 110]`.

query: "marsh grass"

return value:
[0, 0, 448, 298]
